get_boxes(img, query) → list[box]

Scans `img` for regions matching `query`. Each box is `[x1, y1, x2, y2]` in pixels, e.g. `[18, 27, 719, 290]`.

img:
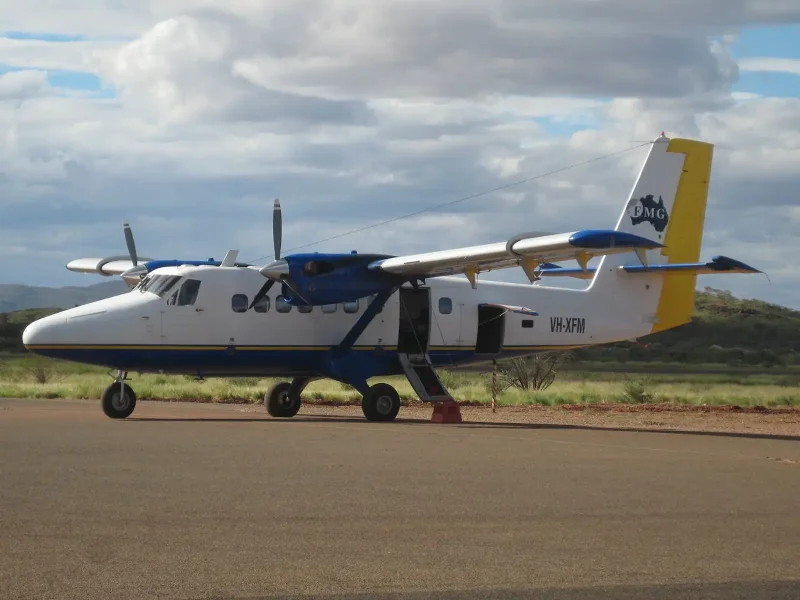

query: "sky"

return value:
[1, 1, 799, 308]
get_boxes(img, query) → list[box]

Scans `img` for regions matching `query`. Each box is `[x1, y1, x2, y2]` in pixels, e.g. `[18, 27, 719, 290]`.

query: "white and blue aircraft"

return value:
[22, 135, 761, 421]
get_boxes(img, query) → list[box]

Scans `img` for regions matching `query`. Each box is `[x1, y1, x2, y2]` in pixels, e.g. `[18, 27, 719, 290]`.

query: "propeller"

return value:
[249, 198, 287, 310]
[120, 221, 148, 285]
[273, 198, 282, 260]
[123, 221, 138, 266]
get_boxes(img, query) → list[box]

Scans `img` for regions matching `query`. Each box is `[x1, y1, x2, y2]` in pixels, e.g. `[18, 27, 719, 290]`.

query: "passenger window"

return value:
[231, 294, 248, 313]
[253, 295, 270, 313]
[522, 320, 534, 329]
[322, 304, 337, 314]
[177, 279, 201, 306]
[439, 297, 453, 314]
[298, 304, 313, 314]
[343, 299, 359, 314]
[276, 295, 292, 313]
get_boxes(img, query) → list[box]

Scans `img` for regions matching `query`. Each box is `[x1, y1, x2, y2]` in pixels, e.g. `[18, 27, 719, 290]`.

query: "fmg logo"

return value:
[627, 194, 669, 233]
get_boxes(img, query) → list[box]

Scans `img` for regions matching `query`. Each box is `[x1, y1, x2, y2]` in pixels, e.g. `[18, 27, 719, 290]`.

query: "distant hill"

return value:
[0, 280, 128, 313]
[573, 287, 800, 367]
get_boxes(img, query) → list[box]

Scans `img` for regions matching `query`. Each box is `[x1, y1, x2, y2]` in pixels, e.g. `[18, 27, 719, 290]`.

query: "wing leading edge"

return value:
[368, 229, 662, 287]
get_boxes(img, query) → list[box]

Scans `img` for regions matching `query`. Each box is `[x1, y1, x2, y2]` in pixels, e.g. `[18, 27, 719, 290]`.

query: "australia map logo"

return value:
[627, 194, 669, 233]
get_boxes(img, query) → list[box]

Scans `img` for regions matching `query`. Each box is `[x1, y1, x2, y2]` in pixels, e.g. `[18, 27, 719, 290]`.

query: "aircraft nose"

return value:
[22, 314, 66, 349]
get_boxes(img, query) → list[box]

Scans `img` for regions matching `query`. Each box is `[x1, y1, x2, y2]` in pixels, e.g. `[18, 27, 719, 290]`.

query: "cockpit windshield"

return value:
[136, 274, 182, 298]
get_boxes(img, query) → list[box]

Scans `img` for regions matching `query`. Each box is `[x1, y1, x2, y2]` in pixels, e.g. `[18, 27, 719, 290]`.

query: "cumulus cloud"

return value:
[2, 1, 800, 308]
[100, 0, 747, 117]
[0, 70, 51, 101]
[739, 57, 800, 75]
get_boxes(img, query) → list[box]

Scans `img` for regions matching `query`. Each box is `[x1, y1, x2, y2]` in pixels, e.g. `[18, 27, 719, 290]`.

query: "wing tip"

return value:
[710, 255, 762, 273]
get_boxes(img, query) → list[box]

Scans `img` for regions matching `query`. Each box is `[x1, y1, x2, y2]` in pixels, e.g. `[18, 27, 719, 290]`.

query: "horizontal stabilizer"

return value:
[479, 303, 538, 316]
[537, 255, 761, 280]
[619, 255, 761, 275]
[369, 229, 661, 285]
[537, 265, 596, 280]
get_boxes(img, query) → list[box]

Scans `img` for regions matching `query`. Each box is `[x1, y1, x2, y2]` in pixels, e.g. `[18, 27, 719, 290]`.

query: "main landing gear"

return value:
[265, 379, 402, 422]
[361, 383, 401, 422]
[101, 370, 137, 419]
[265, 381, 302, 418]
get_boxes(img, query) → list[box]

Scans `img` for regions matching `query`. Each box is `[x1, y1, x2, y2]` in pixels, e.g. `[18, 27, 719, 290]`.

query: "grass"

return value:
[1, 356, 799, 408]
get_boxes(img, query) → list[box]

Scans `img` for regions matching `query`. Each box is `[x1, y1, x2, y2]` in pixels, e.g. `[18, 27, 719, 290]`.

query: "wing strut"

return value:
[331, 286, 398, 357]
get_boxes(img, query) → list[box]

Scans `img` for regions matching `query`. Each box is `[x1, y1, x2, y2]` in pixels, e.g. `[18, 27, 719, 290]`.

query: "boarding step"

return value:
[398, 353, 454, 403]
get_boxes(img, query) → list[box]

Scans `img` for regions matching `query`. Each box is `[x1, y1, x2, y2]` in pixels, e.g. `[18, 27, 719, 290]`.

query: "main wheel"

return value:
[265, 381, 302, 418]
[101, 383, 137, 419]
[362, 383, 401, 422]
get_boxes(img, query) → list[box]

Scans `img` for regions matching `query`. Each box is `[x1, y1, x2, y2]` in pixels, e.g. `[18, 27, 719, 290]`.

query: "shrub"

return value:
[495, 352, 571, 392]
[622, 376, 654, 403]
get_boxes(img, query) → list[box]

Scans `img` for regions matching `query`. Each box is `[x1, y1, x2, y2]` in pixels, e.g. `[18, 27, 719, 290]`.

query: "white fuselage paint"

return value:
[23, 262, 660, 377]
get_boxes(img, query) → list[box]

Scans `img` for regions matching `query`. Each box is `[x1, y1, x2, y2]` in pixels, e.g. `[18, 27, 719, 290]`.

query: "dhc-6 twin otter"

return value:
[23, 135, 761, 422]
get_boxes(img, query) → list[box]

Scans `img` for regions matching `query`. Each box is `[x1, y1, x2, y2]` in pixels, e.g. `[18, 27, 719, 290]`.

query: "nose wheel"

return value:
[101, 375, 137, 419]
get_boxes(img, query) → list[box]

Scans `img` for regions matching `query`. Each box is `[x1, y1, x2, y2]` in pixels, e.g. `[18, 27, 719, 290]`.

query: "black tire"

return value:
[101, 383, 137, 419]
[362, 383, 401, 422]
[265, 381, 301, 418]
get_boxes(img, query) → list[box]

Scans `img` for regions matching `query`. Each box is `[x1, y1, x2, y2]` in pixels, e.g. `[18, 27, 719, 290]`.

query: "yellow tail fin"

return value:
[651, 138, 714, 332]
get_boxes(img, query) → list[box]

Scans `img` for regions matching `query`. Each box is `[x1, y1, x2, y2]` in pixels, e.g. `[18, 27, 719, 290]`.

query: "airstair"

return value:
[398, 352, 454, 403]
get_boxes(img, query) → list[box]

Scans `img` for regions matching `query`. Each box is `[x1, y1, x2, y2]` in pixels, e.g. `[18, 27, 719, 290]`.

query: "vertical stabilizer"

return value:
[589, 134, 714, 334]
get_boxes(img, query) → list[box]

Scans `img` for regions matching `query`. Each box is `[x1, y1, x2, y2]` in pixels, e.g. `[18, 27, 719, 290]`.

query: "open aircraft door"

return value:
[475, 304, 506, 356]
[397, 288, 431, 355]
[474, 303, 538, 356]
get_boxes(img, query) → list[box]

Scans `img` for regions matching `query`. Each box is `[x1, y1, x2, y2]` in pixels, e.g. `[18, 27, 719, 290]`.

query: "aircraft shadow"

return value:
[128, 413, 800, 442]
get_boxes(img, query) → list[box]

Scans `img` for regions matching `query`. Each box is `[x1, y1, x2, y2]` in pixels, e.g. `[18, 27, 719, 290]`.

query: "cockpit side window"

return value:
[177, 279, 201, 306]
[140, 274, 181, 298]
[155, 276, 182, 297]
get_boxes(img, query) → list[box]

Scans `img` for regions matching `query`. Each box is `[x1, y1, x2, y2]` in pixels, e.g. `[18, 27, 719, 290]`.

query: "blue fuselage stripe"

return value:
[25, 345, 573, 377]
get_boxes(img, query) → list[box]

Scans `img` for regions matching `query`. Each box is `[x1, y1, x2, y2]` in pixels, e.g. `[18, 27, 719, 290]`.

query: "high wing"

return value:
[66, 257, 151, 277]
[367, 229, 662, 287]
[67, 253, 250, 285]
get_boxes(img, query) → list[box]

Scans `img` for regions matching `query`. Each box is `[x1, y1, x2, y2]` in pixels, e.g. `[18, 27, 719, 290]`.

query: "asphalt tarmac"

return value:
[1, 398, 799, 600]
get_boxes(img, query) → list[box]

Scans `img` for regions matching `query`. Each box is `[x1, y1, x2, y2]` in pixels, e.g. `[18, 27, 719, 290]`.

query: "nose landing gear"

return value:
[101, 370, 137, 419]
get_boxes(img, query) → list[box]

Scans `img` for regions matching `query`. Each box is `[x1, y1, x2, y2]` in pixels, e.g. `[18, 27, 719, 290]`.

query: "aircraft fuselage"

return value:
[22, 264, 646, 379]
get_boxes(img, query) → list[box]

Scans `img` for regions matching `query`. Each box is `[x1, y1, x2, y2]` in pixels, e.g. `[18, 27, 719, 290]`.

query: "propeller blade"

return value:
[273, 198, 282, 260]
[280, 275, 311, 307]
[248, 279, 275, 310]
[123, 221, 138, 267]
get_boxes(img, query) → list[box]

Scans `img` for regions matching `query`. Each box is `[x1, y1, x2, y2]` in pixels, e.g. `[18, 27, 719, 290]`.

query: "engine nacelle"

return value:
[279, 253, 402, 306]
